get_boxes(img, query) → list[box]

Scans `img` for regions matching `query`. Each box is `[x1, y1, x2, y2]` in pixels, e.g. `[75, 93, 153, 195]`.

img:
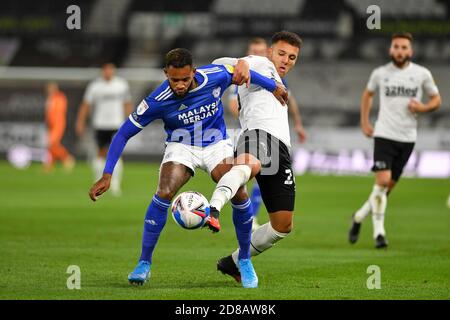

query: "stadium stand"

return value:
[0, 0, 449, 158]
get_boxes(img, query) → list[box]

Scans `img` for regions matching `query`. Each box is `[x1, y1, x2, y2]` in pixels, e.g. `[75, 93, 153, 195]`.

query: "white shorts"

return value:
[161, 139, 234, 175]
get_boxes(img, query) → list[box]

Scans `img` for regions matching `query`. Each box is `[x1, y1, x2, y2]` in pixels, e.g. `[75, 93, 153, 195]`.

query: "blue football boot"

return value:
[238, 259, 258, 289]
[128, 260, 151, 285]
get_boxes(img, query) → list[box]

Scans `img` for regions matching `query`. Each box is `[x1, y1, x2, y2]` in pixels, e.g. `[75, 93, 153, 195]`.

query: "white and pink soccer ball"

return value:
[171, 191, 210, 229]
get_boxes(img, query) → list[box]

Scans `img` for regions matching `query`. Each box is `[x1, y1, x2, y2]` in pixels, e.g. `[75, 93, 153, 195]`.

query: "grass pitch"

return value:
[0, 161, 449, 300]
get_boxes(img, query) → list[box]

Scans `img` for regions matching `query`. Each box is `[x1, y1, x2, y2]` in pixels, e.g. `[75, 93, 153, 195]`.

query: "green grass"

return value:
[0, 161, 449, 300]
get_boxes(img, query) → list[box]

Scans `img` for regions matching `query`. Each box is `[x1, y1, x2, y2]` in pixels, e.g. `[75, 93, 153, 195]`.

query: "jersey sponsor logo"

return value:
[96, 93, 125, 101]
[212, 87, 221, 98]
[384, 86, 418, 98]
[137, 100, 149, 115]
[177, 101, 219, 125]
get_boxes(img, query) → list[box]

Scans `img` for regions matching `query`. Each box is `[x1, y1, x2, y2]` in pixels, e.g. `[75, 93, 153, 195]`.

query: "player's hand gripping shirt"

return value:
[367, 62, 439, 142]
[214, 55, 290, 147]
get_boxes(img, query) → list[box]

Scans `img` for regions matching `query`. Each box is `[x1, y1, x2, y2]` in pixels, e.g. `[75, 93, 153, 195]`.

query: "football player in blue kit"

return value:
[88, 48, 288, 288]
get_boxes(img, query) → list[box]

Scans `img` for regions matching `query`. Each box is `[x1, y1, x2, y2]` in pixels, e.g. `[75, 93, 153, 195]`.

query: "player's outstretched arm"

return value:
[89, 174, 111, 201]
[89, 119, 141, 201]
[213, 57, 288, 105]
[76, 101, 90, 137]
[271, 81, 288, 106]
[408, 94, 441, 114]
[287, 95, 307, 143]
[360, 89, 375, 137]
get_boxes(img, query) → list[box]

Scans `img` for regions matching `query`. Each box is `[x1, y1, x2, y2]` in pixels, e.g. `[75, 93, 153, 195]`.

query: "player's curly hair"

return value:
[271, 31, 302, 48]
[165, 48, 193, 68]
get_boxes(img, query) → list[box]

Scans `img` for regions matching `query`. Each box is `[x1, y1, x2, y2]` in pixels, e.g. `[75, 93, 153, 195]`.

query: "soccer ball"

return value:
[171, 191, 210, 229]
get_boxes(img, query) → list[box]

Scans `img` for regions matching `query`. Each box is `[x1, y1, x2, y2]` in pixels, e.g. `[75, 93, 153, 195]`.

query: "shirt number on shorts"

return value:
[284, 169, 293, 185]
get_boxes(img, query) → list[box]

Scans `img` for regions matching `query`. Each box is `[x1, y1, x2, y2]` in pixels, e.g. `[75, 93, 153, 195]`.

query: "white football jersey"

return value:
[239, 55, 290, 147]
[83, 76, 131, 130]
[213, 55, 291, 147]
[367, 62, 439, 142]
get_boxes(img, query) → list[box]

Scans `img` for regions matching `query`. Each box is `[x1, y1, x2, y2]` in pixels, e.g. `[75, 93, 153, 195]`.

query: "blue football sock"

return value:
[139, 194, 170, 264]
[232, 198, 253, 260]
[250, 183, 262, 217]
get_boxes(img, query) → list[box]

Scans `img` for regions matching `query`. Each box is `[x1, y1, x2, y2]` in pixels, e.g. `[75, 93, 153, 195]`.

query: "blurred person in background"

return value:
[227, 37, 307, 232]
[44, 82, 75, 172]
[348, 32, 441, 249]
[76, 63, 133, 196]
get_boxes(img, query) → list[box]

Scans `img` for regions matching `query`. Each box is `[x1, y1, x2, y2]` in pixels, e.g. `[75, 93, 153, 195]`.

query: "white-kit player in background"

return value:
[348, 32, 441, 248]
[76, 63, 133, 196]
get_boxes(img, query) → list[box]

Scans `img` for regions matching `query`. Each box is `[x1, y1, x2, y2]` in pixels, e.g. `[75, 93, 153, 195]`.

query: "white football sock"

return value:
[210, 165, 252, 211]
[354, 200, 371, 223]
[92, 157, 105, 181]
[231, 222, 289, 266]
[369, 184, 388, 238]
[111, 158, 123, 196]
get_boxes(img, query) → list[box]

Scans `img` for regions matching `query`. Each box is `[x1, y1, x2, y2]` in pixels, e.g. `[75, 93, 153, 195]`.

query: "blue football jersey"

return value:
[129, 64, 234, 147]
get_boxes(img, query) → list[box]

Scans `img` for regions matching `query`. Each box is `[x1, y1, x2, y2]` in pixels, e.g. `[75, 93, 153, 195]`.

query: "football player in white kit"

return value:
[76, 63, 133, 196]
[348, 32, 441, 248]
[227, 37, 307, 233]
[206, 31, 303, 283]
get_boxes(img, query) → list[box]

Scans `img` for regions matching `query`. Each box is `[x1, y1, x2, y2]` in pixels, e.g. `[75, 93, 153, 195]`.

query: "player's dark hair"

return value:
[392, 32, 413, 43]
[165, 48, 193, 68]
[102, 62, 116, 69]
[271, 31, 302, 48]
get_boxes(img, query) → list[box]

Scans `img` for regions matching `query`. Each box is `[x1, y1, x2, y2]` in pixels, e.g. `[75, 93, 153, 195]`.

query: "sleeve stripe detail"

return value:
[155, 86, 171, 100]
[203, 69, 223, 74]
[202, 67, 222, 73]
[128, 114, 144, 129]
[158, 91, 173, 101]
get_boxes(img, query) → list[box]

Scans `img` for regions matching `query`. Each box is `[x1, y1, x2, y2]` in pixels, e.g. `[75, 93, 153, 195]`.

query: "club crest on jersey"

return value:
[212, 87, 221, 98]
[137, 100, 149, 115]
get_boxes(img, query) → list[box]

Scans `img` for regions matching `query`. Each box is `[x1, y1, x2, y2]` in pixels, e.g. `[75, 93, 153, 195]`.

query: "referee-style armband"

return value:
[249, 70, 277, 92]
[103, 119, 141, 174]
